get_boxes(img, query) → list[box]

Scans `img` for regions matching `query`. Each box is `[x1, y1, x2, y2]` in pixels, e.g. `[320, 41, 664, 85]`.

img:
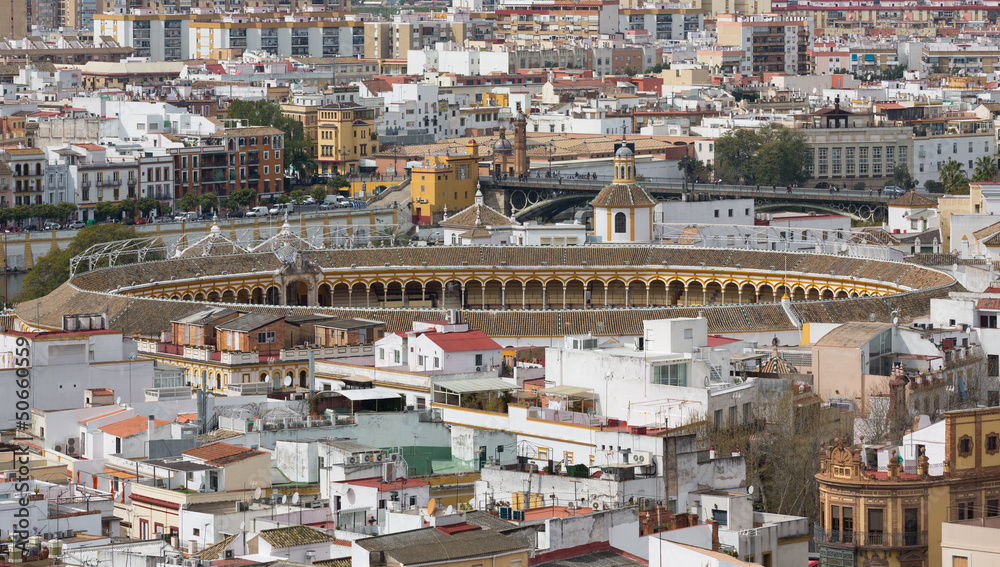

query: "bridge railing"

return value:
[483, 175, 896, 203]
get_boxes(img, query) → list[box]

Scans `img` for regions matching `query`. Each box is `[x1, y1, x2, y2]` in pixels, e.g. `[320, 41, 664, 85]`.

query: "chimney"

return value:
[146, 415, 155, 457]
[710, 520, 720, 551]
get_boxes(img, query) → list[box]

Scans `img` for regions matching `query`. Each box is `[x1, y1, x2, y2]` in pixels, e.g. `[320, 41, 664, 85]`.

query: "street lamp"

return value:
[547, 142, 556, 177]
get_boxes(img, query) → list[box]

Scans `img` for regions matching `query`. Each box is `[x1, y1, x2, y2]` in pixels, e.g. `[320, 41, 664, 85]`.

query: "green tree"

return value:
[940, 159, 970, 195]
[289, 189, 306, 203]
[17, 224, 140, 301]
[972, 156, 998, 182]
[94, 202, 116, 221]
[177, 192, 199, 212]
[924, 180, 944, 194]
[10, 205, 30, 226]
[200, 192, 219, 212]
[715, 124, 810, 186]
[225, 99, 315, 179]
[31, 203, 58, 222]
[327, 176, 350, 191]
[311, 186, 328, 203]
[230, 187, 257, 209]
[136, 197, 159, 216]
[116, 198, 135, 221]
[56, 202, 78, 220]
[276, 194, 291, 204]
[891, 165, 917, 190]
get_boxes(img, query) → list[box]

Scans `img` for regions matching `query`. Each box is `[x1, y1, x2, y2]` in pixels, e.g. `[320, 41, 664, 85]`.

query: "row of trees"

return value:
[1, 202, 78, 225]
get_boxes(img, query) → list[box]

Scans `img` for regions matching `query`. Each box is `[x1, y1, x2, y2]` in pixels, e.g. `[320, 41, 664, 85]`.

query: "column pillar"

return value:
[421, 286, 426, 306]
[626, 287, 631, 307]
[684, 285, 689, 306]
[603, 286, 608, 308]
[562, 286, 567, 309]
[482, 285, 486, 309]
[501, 286, 506, 309]
[522, 286, 526, 310]
[703, 287, 707, 305]
[738, 289, 742, 304]
[348, 289, 353, 308]
[542, 287, 547, 310]
[720, 291, 725, 305]
[645, 284, 650, 307]
[366, 286, 370, 308]
[460, 283, 465, 309]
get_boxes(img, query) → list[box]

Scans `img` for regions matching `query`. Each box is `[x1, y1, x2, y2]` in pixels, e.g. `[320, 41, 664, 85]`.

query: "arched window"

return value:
[14, 164, 20, 176]
[35, 164, 41, 175]
[614, 212, 627, 234]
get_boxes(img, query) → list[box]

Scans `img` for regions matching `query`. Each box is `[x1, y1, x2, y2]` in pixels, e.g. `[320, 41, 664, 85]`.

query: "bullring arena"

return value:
[14, 221, 960, 339]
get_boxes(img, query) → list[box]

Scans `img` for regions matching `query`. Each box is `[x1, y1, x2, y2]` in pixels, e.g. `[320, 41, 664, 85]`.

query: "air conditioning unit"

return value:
[67, 438, 77, 448]
[364, 454, 373, 463]
[389, 454, 402, 462]
[476, 366, 483, 371]
[66, 445, 78, 456]
[633, 451, 653, 465]
[54, 444, 65, 454]
[376, 453, 385, 462]
[349, 456, 357, 464]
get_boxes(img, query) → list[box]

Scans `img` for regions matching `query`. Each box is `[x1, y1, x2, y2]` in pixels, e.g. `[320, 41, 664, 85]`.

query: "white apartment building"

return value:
[377, 84, 449, 146]
[619, 7, 702, 42]
[912, 118, 995, 188]
[0, 314, 154, 429]
[407, 45, 510, 76]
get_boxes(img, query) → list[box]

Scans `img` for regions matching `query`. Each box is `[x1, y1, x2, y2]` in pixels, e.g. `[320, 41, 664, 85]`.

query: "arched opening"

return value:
[686, 281, 705, 306]
[723, 282, 740, 305]
[424, 281, 444, 308]
[272, 371, 281, 388]
[317, 283, 332, 306]
[329, 283, 350, 307]
[774, 284, 790, 300]
[757, 284, 775, 303]
[614, 212, 627, 234]
[194, 292, 206, 301]
[606, 280, 627, 307]
[565, 279, 585, 308]
[221, 290, 236, 303]
[287, 281, 309, 305]
[628, 280, 646, 307]
[284, 370, 294, 388]
[836, 290, 849, 299]
[484, 280, 503, 309]
[259, 372, 268, 383]
[369, 282, 386, 307]
[821, 289, 835, 300]
[237, 289, 250, 304]
[170, 295, 180, 300]
[850, 291, 860, 298]
[505, 280, 524, 309]
[385, 282, 404, 307]
[182, 293, 193, 301]
[807, 287, 820, 301]
[266, 286, 280, 305]
[351, 282, 368, 307]
[792, 286, 806, 301]
[648, 280, 667, 306]
[524, 279, 545, 309]
[404, 281, 424, 307]
[464, 280, 483, 309]
[704, 281, 723, 305]
[444, 280, 463, 309]
[300, 369, 308, 388]
[588, 280, 606, 307]
[545, 280, 563, 309]
[740, 283, 757, 304]
[668, 280, 685, 306]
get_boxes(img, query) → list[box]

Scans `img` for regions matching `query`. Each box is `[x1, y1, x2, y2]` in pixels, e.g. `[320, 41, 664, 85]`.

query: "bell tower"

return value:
[513, 103, 529, 176]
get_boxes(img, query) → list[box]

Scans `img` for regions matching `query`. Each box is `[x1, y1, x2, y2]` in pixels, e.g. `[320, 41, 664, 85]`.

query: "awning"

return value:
[434, 378, 516, 394]
[541, 385, 594, 398]
[341, 375, 374, 384]
[337, 388, 401, 401]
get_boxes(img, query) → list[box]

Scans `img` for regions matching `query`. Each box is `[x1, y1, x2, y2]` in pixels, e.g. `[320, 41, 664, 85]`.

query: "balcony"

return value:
[814, 525, 927, 548]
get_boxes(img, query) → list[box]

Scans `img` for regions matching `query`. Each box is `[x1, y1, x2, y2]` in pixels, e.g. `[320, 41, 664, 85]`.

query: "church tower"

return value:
[591, 138, 655, 243]
[513, 103, 529, 176]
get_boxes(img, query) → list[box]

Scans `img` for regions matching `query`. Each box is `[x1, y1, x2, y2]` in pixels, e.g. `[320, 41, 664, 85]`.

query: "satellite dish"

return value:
[812, 88, 818, 94]
[747, 485, 754, 495]
[283, 376, 293, 387]
[264, 375, 271, 383]
[280, 494, 288, 504]
[254, 487, 262, 500]
[292, 492, 300, 505]
[445, 505, 454, 515]
[239, 521, 245, 531]
[116, 396, 122, 405]
[427, 498, 437, 515]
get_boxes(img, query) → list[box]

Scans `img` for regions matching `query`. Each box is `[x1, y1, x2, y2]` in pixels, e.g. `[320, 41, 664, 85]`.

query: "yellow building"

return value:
[281, 102, 319, 156]
[316, 102, 376, 176]
[816, 407, 1000, 567]
[410, 139, 481, 225]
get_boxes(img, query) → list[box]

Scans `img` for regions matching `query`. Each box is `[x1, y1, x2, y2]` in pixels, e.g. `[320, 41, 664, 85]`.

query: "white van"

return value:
[246, 206, 269, 217]
[269, 203, 295, 215]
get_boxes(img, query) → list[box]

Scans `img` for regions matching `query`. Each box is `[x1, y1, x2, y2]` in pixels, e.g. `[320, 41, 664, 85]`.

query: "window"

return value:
[614, 212, 627, 233]
[711, 508, 728, 526]
[987, 433, 999, 454]
[379, 348, 384, 360]
[988, 498, 999, 517]
[743, 402, 752, 424]
[714, 409, 723, 430]
[192, 528, 200, 536]
[953, 557, 969, 567]
[537, 448, 548, 460]
[394, 350, 400, 363]
[728, 209, 733, 217]
[959, 435, 973, 457]
[257, 331, 276, 344]
[981, 315, 997, 328]
[868, 508, 884, 544]
[140, 520, 149, 539]
[564, 451, 573, 465]
[475, 354, 483, 367]
[714, 210, 720, 218]
[652, 363, 687, 386]
[433, 357, 439, 368]
[958, 501, 975, 520]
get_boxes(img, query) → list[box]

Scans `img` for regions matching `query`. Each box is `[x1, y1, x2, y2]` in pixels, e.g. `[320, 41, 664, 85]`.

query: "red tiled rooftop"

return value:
[707, 335, 740, 346]
[421, 330, 501, 352]
[182, 441, 267, 465]
[98, 415, 170, 438]
[79, 408, 127, 425]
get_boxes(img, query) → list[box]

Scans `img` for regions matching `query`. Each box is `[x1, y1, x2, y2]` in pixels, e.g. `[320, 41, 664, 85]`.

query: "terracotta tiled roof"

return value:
[98, 415, 170, 438]
[591, 182, 655, 208]
[977, 298, 1000, 310]
[441, 203, 512, 228]
[197, 533, 238, 560]
[849, 227, 898, 246]
[421, 330, 500, 352]
[887, 191, 936, 208]
[814, 322, 892, 347]
[257, 526, 334, 548]
[182, 442, 267, 466]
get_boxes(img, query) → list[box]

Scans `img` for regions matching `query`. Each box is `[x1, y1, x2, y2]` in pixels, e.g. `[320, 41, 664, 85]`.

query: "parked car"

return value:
[25, 225, 38, 232]
[228, 211, 245, 218]
[43, 222, 61, 230]
[883, 185, 906, 196]
[67, 220, 85, 229]
[246, 206, 269, 217]
[135, 218, 148, 225]
[174, 212, 198, 222]
[270, 203, 295, 215]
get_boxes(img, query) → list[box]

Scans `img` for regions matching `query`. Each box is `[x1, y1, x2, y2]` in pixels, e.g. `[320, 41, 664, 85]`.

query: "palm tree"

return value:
[940, 159, 970, 195]
[972, 156, 998, 182]
[372, 226, 410, 247]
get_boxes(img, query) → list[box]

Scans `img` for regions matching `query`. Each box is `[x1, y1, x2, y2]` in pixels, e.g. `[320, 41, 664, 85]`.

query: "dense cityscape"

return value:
[2, 0, 1000, 566]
